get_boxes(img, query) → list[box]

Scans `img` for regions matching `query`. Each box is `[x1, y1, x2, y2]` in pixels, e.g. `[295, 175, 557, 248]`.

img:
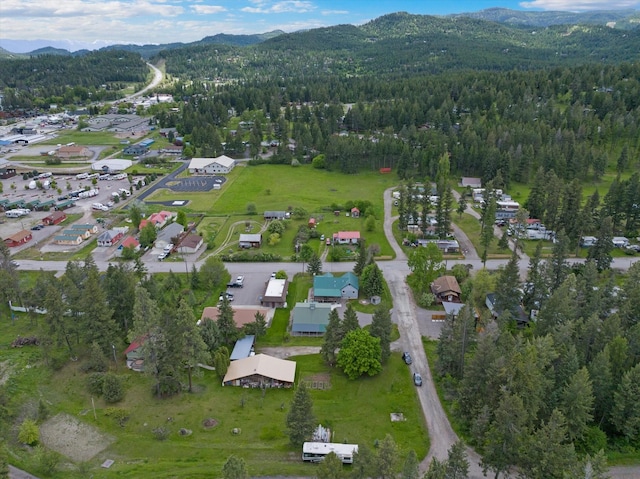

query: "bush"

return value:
[153, 426, 170, 441]
[102, 373, 125, 403]
[418, 292, 436, 308]
[18, 419, 39, 446]
[87, 372, 105, 396]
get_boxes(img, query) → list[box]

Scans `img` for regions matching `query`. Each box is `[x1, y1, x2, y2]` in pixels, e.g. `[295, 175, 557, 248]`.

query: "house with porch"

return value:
[222, 354, 295, 388]
[313, 273, 359, 302]
[4, 230, 32, 247]
[42, 211, 67, 225]
[290, 302, 333, 336]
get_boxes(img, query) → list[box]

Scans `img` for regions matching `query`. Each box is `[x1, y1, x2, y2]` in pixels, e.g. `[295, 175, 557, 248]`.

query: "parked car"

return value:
[320, 234, 325, 241]
[235, 275, 244, 287]
[326, 238, 331, 245]
[271, 272, 277, 279]
[413, 372, 422, 387]
[402, 352, 412, 365]
[30, 224, 44, 230]
[626, 244, 640, 252]
[10, 260, 20, 267]
[157, 253, 167, 261]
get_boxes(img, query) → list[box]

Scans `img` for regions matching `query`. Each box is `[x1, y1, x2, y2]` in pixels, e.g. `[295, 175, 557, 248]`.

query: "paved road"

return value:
[125, 62, 163, 100]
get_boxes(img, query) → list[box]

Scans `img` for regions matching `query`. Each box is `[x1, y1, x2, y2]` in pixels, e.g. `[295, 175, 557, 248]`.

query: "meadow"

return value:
[1, 310, 428, 478]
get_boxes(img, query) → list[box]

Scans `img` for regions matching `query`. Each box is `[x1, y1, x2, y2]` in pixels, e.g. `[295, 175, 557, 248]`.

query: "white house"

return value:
[188, 155, 235, 175]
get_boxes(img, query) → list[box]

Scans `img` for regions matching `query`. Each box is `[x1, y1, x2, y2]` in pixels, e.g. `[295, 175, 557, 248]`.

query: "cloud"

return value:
[0, 0, 184, 19]
[321, 9, 348, 15]
[191, 4, 226, 14]
[519, 0, 640, 10]
[241, 1, 316, 14]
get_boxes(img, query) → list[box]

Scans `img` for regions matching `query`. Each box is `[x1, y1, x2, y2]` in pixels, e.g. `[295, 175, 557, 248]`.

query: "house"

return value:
[140, 211, 174, 229]
[230, 335, 255, 361]
[222, 354, 296, 388]
[486, 293, 529, 327]
[239, 233, 262, 249]
[124, 336, 146, 371]
[580, 236, 597, 247]
[291, 302, 333, 336]
[332, 231, 360, 245]
[460, 177, 482, 188]
[53, 233, 83, 245]
[177, 234, 203, 254]
[188, 155, 235, 175]
[308, 217, 317, 228]
[264, 211, 288, 220]
[97, 229, 124, 247]
[313, 273, 359, 302]
[431, 276, 462, 304]
[119, 236, 140, 251]
[350, 207, 360, 218]
[42, 211, 67, 225]
[199, 306, 272, 329]
[4, 230, 32, 247]
[261, 278, 288, 308]
[68, 224, 98, 239]
[155, 222, 184, 250]
[123, 144, 149, 156]
[159, 145, 182, 155]
[57, 145, 91, 158]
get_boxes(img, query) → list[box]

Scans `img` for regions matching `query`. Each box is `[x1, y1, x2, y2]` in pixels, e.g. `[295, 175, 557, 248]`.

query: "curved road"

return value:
[125, 62, 163, 100]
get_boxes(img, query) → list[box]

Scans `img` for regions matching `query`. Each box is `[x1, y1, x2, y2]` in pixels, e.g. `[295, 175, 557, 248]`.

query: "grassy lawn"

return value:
[40, 131, 125, 146]
[2, 306, 427, 478]
[454, 213, 510, 259]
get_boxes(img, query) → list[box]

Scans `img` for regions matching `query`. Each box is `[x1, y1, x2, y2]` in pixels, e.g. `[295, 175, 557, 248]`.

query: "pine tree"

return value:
[320, 309, 342, 366]
[559, 367, 594, 442]
[217, 297, 239, 346]
[353, 239, 368, 276]
[376, 434, 398, 479]
[445, 440, 469, 479]
[370, 305, 392, 363]
[307, 253, 322, 276]
[342, 303, 360, 334]
[361, 263, 384, 297]
[588, 216, 614, 271]
[316, 452, 344, 479]
[401, 450, 419, 479]
[175, 299, 210, 392]
[286, 382, 315, 446]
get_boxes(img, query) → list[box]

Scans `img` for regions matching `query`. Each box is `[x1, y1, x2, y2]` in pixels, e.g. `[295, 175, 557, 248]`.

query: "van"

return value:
[92, 203, 104, 210]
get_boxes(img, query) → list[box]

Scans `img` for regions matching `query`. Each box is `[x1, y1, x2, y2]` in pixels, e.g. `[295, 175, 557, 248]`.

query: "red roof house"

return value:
[4, 230, 33, 247]
[119, 236, 140, 251]
[42, 211, 67, 225]
[332, 231, 360, 244]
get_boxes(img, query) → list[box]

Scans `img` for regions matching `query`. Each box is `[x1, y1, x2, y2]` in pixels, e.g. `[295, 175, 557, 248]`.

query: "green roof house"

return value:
[291, 302, 333, 336]
[313, 272, 359, 302]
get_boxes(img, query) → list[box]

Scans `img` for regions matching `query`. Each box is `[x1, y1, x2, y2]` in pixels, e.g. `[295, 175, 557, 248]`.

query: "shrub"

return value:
[18, 419, 39, 446]
[87, 372, 105, 396]
[81, 342, 108, 373]
[153, 426, 170, 441]
[36, 446, 60, 475]
[102, 373, 125, 403]
[418, 292, 436, 308]
[104, 407, 129, 427]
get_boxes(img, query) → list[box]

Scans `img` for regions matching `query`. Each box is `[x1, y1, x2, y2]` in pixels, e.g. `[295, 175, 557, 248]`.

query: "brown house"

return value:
[4, 230, 33, 247]
[42, 211, 67, 225]
[430, 275, 462, 303]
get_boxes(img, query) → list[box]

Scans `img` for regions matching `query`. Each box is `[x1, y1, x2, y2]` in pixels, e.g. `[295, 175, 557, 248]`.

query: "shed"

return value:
[291, 302, 333, 336]
[350, 207, 360, 218]
[222, 354, 295, 388]
[264, 211, 288, 220]
[230, 335, 255, 361]
[239, 233, 262, 249]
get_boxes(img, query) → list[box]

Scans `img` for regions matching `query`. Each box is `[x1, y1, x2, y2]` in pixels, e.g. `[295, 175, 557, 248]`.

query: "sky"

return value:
[1, 0, 639, 51]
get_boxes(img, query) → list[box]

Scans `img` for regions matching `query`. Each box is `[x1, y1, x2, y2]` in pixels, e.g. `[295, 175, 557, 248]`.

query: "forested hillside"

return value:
[0, 50, 148, 109]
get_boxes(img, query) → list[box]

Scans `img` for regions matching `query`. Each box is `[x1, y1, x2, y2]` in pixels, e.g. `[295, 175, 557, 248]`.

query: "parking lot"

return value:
[166, 176, 226, 192]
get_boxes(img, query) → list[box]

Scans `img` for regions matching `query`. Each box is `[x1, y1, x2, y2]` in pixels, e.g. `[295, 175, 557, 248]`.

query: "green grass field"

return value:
[40, 131, 125, 146]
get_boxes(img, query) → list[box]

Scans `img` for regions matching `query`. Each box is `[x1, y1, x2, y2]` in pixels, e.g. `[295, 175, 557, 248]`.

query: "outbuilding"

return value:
[239, 233, 262, 249]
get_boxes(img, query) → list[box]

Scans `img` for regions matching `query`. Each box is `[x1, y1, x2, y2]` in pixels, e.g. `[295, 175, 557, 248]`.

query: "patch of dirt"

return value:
[202, 418, 218, 429]
[39, 413, 114, 462]
[0, 360, 14, 386]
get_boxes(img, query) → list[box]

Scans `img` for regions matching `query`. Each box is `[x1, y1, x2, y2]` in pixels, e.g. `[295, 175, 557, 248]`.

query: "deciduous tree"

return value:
[337, 329, 382, 380]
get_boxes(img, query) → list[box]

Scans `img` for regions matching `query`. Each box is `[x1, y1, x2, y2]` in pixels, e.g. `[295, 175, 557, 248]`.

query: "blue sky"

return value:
[1, 0, 639, 50]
